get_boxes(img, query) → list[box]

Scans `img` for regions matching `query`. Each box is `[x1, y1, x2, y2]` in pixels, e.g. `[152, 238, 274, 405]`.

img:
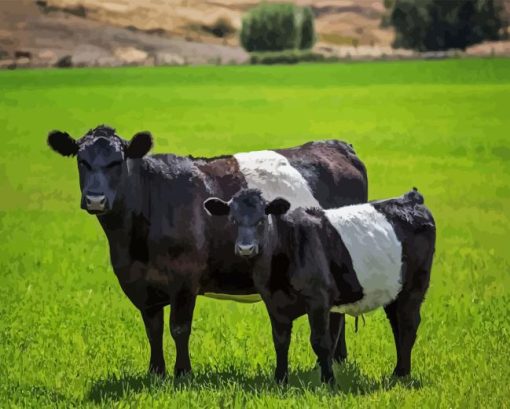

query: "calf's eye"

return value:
[106, 161, 123, 169]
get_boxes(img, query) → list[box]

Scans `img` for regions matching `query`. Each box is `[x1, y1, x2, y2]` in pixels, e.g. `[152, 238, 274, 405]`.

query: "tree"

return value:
[390, 0, 506, 51]
[240, 3, 316, 52]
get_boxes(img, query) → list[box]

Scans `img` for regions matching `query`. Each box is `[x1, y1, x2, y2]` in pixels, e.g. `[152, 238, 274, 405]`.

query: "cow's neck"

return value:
[97, 155, 207, 261]
[97, 158, 149, 245]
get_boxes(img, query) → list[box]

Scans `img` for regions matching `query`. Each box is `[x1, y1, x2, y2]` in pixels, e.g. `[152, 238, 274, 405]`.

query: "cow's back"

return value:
[196, 140, 367, 209]
[276, 140, 368, 208]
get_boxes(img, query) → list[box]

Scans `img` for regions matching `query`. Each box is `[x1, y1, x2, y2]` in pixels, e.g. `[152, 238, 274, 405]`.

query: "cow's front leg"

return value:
[141, 307, 166, 376]
[170, 290, 197, 378]
[308, 306, 335, 384]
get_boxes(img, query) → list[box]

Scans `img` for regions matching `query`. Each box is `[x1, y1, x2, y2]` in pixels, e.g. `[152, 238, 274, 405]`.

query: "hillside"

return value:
[41, 0, 395, 47]
[1, 0, 509, 68]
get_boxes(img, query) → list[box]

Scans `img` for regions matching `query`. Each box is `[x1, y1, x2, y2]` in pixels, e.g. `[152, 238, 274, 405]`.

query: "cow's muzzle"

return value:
[235, 243, 259, 258]
[85, 194, 108, 214]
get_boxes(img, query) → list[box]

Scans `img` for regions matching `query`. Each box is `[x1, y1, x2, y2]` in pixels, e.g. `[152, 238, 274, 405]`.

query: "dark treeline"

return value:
[388, 0, 507, 51]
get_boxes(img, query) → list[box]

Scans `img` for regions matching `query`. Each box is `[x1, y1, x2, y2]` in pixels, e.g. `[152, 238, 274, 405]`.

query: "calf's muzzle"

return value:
[235, 243, 259, 257]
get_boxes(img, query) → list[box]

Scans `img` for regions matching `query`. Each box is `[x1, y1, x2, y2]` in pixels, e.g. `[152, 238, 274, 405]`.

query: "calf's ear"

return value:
[203, 197, 230, 216]
[265, 197, 290, 216]
[126, 131, 153, 159]
[47, 130, 79, 157]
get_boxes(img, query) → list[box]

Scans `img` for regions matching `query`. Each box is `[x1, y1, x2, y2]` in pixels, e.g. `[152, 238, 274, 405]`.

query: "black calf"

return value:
[205, 188, 435, 384]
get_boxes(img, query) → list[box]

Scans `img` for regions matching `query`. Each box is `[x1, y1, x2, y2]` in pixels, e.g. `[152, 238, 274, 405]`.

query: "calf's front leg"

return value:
[269, 314, 293, 384]
[141, 307, 166, 376]
[170, 290, 197, 378]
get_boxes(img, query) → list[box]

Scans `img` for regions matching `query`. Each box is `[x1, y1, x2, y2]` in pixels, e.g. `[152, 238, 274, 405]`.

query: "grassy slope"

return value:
[0, 59, 509, 408]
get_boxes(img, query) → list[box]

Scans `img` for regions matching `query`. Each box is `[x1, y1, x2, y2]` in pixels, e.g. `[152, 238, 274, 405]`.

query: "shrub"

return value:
[240, 3, 316, 52]
[389, 0, 506, 51]
[249, 50, 325, 65]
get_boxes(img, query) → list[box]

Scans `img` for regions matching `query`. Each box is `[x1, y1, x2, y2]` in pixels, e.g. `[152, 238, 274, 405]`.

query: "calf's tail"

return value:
[404, 187, 424, 205]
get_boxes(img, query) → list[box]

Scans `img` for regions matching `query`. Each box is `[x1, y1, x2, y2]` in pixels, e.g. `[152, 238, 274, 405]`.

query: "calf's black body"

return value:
[205, 188, 435, 384]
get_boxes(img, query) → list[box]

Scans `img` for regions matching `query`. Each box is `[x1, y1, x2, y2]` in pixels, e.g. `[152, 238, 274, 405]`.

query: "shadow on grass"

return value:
[86, 361, 423, 403]
[5, 382, 78, 406]
[333, 361, 423, 395]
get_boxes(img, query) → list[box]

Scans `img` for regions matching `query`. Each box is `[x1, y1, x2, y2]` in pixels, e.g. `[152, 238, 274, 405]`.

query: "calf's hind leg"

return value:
[395, 294, 423, 377]
[308, 307, 335, 384]
[385, 293, 423, 377]
[329, 312, 347, 363]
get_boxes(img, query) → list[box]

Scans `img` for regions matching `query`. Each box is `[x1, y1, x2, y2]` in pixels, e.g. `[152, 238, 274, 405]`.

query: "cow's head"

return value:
[204, 189, 290, 258]
[47, 125, 152, 215]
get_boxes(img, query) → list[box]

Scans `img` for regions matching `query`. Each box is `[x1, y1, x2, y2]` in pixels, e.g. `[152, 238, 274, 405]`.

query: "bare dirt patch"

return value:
[0, 0, 248, 68]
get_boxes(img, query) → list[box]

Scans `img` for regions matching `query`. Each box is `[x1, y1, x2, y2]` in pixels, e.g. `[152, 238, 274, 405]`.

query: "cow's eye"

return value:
[106, 160, 122, 169]
[79, 160, 91, 170]
[257, 220, 265, 226]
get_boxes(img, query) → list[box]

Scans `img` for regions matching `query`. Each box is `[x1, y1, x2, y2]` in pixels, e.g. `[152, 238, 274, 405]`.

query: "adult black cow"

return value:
[47, 125, 368, 377]
[205, 188, 435, 384]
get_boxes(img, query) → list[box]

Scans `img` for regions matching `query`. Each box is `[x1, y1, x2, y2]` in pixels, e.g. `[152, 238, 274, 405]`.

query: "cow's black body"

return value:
[47, 126, 368, 377]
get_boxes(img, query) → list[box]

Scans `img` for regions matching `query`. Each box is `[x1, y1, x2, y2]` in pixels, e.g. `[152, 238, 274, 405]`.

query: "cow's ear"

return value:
[126, 131, 153, 159]
[265, 197, 290, 216]
[203, 197, 230, 216]
[47, 130, 78, 157]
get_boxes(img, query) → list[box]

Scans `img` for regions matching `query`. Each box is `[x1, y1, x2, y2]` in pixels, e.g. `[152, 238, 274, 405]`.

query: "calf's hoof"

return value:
[392, 367, 410, 378]
[333, 354, 347, 364]
[149, 363, 166, 377]
[274, 371, 289, 385]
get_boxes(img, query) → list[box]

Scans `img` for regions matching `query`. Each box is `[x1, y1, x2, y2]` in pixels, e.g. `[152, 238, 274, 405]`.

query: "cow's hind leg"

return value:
[170, 290, 197, 378]
[141, 307, 166, 376]
[330, 312, 347, 363]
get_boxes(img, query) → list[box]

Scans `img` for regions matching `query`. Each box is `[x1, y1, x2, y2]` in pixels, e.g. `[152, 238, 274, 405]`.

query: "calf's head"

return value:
[47, 125, 152, 215]
[204, 189, 290, 258]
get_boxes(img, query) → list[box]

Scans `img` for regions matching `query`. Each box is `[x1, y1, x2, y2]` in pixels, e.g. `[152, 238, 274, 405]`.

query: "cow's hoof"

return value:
[321, 372, 335, 386]
[174, 367, 192, 378]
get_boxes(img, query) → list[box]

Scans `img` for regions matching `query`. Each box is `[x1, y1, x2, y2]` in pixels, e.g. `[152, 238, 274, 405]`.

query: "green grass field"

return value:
[1, 59, 509, 408]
